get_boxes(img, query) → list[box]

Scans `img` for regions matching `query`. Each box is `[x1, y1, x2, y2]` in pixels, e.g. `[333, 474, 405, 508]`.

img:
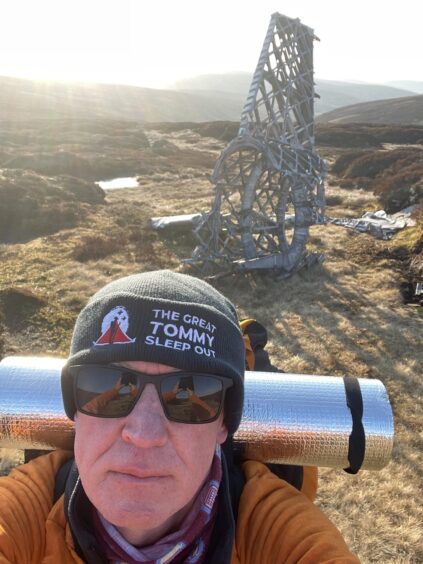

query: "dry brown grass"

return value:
[0, 169, 105, 243]
[331, 146, 423, 214]
[0, 126, 422, 562]
[0, 448, 23, 476]
[212, 227, 422, 563]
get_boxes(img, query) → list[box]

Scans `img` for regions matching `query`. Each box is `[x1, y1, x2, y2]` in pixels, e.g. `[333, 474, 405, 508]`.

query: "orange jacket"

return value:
[0, 450, 359, 563]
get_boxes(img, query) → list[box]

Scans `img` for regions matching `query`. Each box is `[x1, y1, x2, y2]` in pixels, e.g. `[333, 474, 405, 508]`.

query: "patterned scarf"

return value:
[93, 445, 223, 564]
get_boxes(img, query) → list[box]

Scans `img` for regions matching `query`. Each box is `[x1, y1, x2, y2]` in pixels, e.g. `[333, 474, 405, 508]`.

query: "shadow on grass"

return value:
[208, 265, 422, 466]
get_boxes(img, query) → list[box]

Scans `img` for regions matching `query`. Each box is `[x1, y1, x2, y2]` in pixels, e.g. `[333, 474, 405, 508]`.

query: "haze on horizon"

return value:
[1, 0, 422, 90]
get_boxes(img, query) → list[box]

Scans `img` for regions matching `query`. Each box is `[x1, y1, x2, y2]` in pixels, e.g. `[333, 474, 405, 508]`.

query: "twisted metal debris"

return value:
[187, 13, 326, 275]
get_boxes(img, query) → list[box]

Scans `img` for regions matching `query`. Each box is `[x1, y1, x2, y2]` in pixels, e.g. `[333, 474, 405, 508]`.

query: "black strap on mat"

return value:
[343, 376, 366, 474]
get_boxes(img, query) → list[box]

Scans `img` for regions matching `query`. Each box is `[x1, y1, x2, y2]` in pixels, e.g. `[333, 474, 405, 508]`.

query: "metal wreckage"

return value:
[186, 13, 326, 276]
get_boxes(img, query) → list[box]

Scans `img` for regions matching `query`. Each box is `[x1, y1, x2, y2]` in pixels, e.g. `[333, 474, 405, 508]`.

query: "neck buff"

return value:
[92, 445, 223, 564]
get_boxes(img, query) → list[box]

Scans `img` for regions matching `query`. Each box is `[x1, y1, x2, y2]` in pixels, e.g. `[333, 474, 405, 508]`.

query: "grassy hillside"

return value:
[174, 73, 416, 114]
[0, 120, 422, 563]
[0, 76, 243, 122]
[315, 79, 415, 114]
[318, 95, 423, 125]
[1, 75, 419, 125]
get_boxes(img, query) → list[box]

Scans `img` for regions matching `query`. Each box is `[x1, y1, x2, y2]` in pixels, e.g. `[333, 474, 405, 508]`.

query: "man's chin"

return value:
[102, 505, 164, 528]
[99, 503, 180, 544]
[96, 486, 195, 544]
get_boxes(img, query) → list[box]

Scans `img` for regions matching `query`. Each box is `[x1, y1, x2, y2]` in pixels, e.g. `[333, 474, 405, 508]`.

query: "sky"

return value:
[0, 0, 422, 89]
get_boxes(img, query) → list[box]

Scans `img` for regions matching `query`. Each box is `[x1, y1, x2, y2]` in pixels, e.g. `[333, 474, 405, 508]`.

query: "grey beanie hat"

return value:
[61, 270, 245, 434]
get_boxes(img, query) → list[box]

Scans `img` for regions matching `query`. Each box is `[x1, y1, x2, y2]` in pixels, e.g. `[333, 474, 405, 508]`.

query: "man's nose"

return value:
[121, 383, 168, 447]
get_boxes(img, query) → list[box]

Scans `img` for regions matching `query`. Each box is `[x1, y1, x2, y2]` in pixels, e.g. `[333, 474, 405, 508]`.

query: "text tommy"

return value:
[145, 309, 217, 357]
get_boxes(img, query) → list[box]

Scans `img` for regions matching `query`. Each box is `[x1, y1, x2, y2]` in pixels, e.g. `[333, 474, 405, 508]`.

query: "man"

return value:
[0, 270, 360, 563]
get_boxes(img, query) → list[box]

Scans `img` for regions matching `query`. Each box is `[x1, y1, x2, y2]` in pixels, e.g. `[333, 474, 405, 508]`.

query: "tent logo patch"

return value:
[94, 306, 136, 346]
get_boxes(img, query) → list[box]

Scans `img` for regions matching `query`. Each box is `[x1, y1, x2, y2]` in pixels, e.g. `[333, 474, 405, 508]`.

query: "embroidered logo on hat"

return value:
[94, 306, 136, 346]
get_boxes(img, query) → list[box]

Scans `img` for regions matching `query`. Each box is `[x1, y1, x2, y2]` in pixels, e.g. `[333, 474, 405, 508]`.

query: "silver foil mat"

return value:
[0, 357, 394, 470]
[234, 372, 393, 470]
[0, 357, 74, 450]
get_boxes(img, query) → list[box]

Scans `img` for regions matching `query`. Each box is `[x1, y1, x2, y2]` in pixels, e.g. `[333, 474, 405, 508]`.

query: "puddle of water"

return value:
[96, 177, 139, 190]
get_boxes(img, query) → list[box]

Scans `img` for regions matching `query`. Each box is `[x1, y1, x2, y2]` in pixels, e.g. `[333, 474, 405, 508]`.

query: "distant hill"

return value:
[174, 73, 415, 114]
[174, 73, 252, 97]
[317, 95, 423, 125]
[314, 79, 415, 114]
[385, 80, 423, 94]
[0, 75, 243, 123]
[0, 74, 420, 124]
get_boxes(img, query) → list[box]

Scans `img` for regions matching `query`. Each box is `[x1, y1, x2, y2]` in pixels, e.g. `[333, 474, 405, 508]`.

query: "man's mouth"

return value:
[111, 467, 170, 482]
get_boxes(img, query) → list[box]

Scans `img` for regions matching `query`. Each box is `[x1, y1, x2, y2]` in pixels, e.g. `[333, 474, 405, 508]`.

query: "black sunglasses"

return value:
[69, 364, 233, 424]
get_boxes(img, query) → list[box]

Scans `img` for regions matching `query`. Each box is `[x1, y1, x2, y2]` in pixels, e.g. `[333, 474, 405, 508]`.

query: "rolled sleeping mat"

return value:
[235, 371, 393, 472]
[0, 357, 74, 451]
[0, 356, 394, 471]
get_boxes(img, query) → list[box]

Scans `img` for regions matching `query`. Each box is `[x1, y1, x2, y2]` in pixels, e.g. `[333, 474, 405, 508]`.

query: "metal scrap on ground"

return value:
[328, 205, 417, 240]
[151, 214, 202, 233]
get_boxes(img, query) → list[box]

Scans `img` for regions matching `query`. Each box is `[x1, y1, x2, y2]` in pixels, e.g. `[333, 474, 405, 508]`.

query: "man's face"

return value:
[74, 361, 228, 544]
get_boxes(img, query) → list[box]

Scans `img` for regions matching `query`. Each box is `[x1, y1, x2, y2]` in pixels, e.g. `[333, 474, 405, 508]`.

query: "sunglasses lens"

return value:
[72, 366, 228, 423]
[161, 374, 224, 423]
[74, 366, 139, 417]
